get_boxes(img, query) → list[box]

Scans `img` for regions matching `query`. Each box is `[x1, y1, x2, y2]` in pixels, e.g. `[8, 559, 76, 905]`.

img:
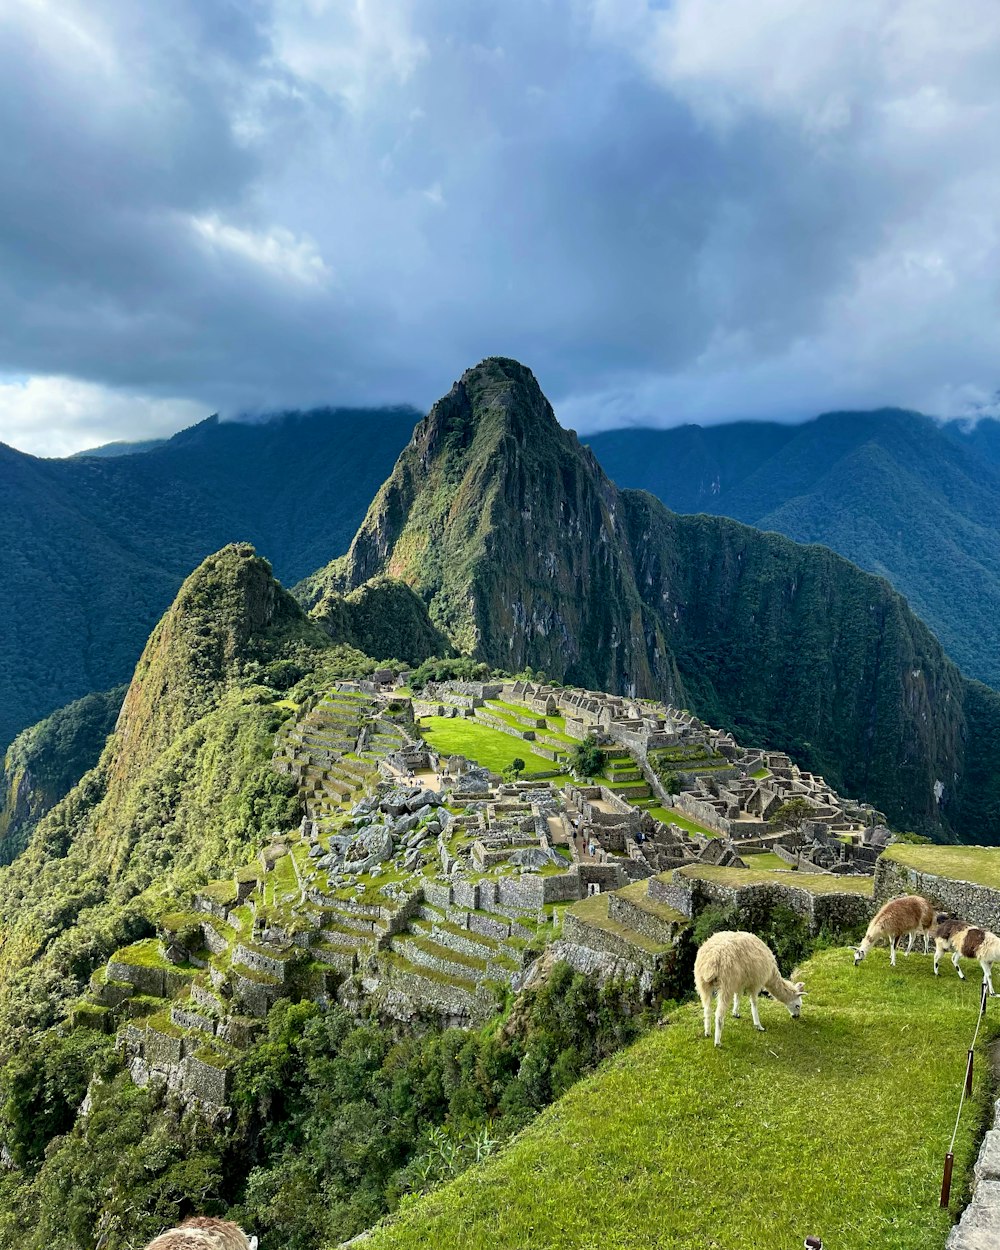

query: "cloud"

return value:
[0, 0, 999, 452]
[0, 375, 205, 458]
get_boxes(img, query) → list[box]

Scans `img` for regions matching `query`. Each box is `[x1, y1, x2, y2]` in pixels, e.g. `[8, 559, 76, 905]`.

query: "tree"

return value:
[503, 758, 526, 782]
[768, 798, 814, 831]
[568, 736, 604, 780]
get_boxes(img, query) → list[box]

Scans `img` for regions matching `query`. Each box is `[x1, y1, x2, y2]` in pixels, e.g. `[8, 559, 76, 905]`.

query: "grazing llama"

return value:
[694, 930, 806, 1048]
[931, 915, 1000, 996]
[853, 895, 936, 967]
[144, 1217, 257, 1250]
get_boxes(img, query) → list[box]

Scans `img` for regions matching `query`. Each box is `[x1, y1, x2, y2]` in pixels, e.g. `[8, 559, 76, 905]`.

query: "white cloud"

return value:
[0, 376, 205, 458]
[190, 214, 332, 286]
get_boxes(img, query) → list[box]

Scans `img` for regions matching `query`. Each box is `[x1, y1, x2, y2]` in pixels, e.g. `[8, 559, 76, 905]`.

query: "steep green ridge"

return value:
[588, 410, 1000, 687]
[301, 359, 681, 697]
[0, 406, 413, 752]
[310, 577, 449, 665]
[0, 686, 125, 866]
[308, 358, 1000, 838]
[359, 949, 991, 1250]
[622, 499, 968, 829]
[0, 545, 346, 1040]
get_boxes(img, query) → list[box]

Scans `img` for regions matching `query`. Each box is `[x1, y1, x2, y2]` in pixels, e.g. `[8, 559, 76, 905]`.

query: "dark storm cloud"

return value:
[1, 0, 999, 454]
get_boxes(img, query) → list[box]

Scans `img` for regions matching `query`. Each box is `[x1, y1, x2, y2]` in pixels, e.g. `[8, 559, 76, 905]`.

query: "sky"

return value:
[2, 0, 1000, 456]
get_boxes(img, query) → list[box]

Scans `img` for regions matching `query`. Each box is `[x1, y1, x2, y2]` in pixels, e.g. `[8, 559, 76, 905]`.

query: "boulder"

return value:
[511, 847, 557, 870]
[406, 789, 440, 813]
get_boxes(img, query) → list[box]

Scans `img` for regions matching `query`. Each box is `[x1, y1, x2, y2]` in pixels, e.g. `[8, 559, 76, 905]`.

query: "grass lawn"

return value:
[419, 717, 557, 776]
[358, 949, 995, 1250]
[646, 805, 719, 838]
[751, 767, 771, 780]
[746, 851, 790, 870]
[678, 864, 874, 896]
[566, 893, 673, 956]
[883, 844, 1000, 891]
[486, 699, 542, 721]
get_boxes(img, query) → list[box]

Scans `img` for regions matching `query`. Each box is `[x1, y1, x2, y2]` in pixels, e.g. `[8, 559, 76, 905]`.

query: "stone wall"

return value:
[181, 1055, 229, 1106]
[231, 968, 283, 1017]
[649, 871, 875, 934]
[234, 943, 290, 981]
[607, 894, 682, 945]
[106, 959, 189, 999]
[671, 790, 728, 835]
[875, 856, 1000, 930]
[497, 876, 545, 911]
[563, 911, 665, 971]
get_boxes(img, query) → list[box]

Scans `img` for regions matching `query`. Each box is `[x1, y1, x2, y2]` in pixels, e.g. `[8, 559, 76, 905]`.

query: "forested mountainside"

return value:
[0, 407, 413, 753]
[305, 358, 1000, 839]
[0, 544, 350, 1041]
[0, 686, 125, 866]
[587, 409, 1000, 688]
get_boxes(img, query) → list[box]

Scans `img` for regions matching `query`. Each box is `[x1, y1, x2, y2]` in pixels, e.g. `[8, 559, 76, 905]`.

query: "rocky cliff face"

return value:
[310, 357, 1000, 837]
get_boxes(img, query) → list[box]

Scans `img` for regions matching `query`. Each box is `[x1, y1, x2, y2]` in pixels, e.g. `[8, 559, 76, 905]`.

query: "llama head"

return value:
[785, 981, 806, 1017]
[852, 945, 867, 965]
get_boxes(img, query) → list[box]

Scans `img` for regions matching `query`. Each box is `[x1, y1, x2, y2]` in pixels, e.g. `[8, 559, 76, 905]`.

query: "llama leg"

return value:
[953, 951, 965, 980]
[714, 996, 726, 1047]
[905, 931, 915, 956]
[699, 988, 712, 1038]
[889, 936, 897, 967]
[749, 994, 765, 1032]
[732, 993, 741, 1018]
[934, 944, 942, 976]
[984, 962, 997, 997]
[923, 931, 930, 954]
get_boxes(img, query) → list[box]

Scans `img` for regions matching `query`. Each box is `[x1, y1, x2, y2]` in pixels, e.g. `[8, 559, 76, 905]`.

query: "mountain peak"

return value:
[110, 543, 326, 793]
[415, 357, 559, 464]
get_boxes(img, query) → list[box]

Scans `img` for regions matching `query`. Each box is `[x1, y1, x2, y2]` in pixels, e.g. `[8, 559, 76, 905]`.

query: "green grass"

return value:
[678, 864, 874, 895]
[646, 805, 719, 837]
[358, 950, 994, 1250]
[566, 893, 671, 955]
[486, 699, 543, 721]
[613, 879, 687, 926]
[751, 767, 771, 780]
[882, 844, 1000, 891]
[745, 851, 790, 870]
[111, 938, 176, 970]
[419, 717, 557, 776]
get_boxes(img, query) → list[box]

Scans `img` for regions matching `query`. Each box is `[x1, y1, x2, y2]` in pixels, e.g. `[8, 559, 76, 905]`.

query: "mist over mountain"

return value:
[588, 409, 1000, 688]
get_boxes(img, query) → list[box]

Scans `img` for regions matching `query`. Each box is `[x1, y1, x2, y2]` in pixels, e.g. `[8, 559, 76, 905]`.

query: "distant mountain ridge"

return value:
[0, 406, 415, 751]
[587, 409, 1000, 687]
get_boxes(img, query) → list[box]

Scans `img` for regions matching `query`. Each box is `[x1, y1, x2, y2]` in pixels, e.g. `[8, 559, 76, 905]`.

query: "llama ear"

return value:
[794, 982, 806, 993]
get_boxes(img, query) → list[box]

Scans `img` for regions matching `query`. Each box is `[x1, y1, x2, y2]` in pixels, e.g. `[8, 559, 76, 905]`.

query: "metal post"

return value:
[965, 1049, 975, 1097]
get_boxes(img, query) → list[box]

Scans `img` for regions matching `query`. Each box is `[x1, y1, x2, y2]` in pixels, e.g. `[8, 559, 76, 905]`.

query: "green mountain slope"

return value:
[308, 358, 1000, 839]
[0, 407, 414, 753]
[588, 410, 1000, 687]
[0, 686, 125, 866]
[0, 544, 350, 1040]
